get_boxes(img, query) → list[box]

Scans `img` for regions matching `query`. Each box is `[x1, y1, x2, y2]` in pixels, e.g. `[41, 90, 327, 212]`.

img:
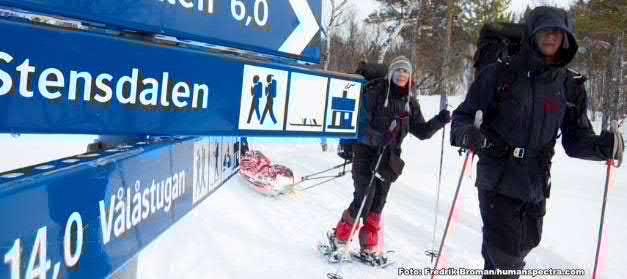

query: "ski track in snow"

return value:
[2, 96, 626, 278]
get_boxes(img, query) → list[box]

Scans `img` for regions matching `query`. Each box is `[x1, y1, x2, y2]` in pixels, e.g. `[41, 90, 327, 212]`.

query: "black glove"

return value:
[599, 130, 624, 162]
[435, 109, 452, 124]
[461, 125, 486, 151]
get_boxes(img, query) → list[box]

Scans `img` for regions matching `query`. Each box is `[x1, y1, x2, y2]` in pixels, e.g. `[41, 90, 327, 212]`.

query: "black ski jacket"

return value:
[451, 6, 613, 202]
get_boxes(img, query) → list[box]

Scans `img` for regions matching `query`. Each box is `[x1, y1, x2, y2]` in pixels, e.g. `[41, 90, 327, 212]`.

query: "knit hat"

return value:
[384, 56, 413, 108]
[387, 56, 413, 81]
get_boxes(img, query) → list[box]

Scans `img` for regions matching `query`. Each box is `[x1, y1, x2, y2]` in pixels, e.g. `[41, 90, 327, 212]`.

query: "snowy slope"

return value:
[136, 95, 627, 279]
[1, 96, 625, 278]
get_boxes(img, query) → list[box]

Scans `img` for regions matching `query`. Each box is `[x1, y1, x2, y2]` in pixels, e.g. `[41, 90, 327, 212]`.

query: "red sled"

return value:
[240, 151, 295, 196]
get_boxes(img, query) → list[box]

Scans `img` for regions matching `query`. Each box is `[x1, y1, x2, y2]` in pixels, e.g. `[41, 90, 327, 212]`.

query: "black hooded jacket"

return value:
[351, 77, 446, 182]
[451, 7, 613, 202]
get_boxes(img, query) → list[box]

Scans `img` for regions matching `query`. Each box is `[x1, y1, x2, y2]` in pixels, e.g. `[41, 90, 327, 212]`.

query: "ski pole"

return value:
[327, 120, 397, 279]
[427, 113, 448, 262]
[592, 120, 621, 279]
[430, 111, 482, 279]
[327, 145, 387, 279]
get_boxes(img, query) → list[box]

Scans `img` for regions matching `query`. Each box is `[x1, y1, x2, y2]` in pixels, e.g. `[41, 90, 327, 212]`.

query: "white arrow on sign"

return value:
[279, 0, 320, 55]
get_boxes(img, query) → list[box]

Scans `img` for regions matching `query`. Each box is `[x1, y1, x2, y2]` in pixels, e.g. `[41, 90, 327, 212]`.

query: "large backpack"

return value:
[355, 61, 388, 81]
[473, 22, 526, 79]
[337, 62, 389, 160]
[474, 21, 586, 97]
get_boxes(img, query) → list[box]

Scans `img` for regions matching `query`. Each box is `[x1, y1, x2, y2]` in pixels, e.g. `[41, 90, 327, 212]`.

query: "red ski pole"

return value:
[592, 120, 622, 279]
[430, 110, 483, 279]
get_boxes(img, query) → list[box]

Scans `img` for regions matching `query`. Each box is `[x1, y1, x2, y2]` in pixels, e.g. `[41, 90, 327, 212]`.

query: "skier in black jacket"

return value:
[451, 6, 624, 277]
[330, 56, 451, 260]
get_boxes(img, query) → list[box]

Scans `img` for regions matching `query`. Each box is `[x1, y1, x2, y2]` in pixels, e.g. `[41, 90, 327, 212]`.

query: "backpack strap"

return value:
[494, 57, 516, 104]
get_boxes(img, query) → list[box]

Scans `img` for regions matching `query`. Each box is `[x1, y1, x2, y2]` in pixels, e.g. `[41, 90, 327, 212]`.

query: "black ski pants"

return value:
[478, 189, 546, 279]
[348, 144, 392, 223]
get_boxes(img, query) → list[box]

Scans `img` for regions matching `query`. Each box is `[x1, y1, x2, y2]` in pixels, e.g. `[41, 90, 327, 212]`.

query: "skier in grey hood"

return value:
[451, 6, 623, 278]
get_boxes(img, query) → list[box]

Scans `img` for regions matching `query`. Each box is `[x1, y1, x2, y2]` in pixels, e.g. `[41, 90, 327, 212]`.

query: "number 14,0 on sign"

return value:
[3, 212, 84, 279]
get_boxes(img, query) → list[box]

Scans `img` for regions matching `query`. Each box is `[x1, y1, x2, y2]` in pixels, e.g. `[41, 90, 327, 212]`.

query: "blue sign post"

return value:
[0, 19, 362, 138]
[0, 136, 240, 279]
[0, 1, 353, 278]
[0, 0, 322, 63]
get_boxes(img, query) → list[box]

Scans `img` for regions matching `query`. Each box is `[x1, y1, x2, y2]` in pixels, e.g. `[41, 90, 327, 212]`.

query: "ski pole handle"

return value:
[610, 120, 622, 168]
[471, 110, 486, 151]
[389, 119, 398, 132]
[439, 94, 448, 111]
[474, 110, 483, 129]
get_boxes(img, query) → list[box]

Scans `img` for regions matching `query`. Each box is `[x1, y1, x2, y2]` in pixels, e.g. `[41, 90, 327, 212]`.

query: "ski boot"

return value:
[318, 229, 351, 263]
[351, 249, 395, 268]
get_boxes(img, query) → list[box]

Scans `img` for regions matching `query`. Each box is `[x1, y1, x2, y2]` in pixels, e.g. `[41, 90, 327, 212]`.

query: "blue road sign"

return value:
[0, 136, 239, 279]
[0, 0, 322, 63]
[0, 19, 362, 137]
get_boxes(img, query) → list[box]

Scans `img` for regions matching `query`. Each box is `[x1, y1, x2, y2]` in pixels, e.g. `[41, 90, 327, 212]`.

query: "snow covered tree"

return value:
[572, 0, 627, 125]
[461, 0, 513, 43]
[321, 0, 350, 70]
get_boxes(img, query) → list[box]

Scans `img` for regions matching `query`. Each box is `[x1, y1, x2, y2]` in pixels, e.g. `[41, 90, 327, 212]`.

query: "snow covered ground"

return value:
[138, 95, 627, 279]
[1, 95, 626, 278]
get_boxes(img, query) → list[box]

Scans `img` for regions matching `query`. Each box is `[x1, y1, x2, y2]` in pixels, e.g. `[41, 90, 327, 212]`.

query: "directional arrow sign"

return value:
[0, 19, 361, 137]
[0, 0, 322, 63]
[279, 0, 320, 56]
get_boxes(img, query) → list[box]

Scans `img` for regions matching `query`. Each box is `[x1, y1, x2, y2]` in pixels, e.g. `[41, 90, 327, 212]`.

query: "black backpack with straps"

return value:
[474, 21, 586, 90]
[473, 22, 526, 79]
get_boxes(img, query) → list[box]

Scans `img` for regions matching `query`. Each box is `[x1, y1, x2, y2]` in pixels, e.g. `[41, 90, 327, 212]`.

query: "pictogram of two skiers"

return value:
[323, 6, 624, 279]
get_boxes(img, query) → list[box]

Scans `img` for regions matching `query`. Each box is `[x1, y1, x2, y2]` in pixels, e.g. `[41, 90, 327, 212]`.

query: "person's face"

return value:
[392, 69, 410, 87]
[535, 29, 564, 58]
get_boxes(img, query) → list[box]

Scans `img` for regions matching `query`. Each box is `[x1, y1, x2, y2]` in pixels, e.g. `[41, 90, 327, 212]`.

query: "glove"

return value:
[435, 109, 452, 124]
[599, 130, 624, 162]
[383, 121, 401, 146]
[461, 125, 486, 151]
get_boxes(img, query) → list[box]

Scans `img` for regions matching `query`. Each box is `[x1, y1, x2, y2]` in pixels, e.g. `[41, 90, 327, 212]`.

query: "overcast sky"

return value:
[348, 0, 578, 21]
